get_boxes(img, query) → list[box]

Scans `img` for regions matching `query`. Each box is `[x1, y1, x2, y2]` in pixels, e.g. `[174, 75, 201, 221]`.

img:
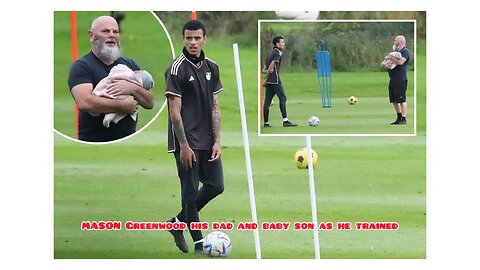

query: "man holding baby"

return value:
[383, 35, 410, 125]
[68, 15, 154, 142]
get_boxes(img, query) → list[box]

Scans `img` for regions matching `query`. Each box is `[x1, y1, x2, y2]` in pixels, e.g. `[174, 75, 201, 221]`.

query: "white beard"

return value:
[93, 39, 122, 63]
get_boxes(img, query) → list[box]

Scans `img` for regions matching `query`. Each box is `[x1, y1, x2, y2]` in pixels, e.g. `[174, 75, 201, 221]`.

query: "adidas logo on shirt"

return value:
[189, 75, 195, 81]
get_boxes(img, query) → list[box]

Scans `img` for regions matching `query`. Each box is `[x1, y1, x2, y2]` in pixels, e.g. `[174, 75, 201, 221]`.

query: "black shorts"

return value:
[389, 80, 408, 103]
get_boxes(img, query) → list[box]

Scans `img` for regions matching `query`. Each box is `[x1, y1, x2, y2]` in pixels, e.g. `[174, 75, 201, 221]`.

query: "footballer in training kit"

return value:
[263, 36, 297, 128]
[164, 20, 224, 255]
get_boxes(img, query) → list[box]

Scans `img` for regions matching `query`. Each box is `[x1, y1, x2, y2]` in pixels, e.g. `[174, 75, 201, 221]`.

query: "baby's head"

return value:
[135, 70, 155, 89]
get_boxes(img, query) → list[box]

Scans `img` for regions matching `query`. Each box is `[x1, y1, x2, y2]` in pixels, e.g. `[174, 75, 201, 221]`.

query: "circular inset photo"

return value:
[54, 11, 174, 143]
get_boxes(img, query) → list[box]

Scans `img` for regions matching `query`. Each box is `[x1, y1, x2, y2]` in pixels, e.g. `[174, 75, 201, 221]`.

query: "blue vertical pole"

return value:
[316, 50, 332, 108]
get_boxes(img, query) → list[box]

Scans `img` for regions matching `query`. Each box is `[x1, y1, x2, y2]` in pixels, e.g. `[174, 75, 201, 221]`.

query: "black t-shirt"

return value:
[265, 47, 282, 84]
[165, 52, 223, 152]
[68, 51, 140, 142]
[388, 47, 410, 81]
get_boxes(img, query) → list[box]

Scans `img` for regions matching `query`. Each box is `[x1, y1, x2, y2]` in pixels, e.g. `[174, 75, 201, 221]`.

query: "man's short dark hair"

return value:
[182, 20, 206, 37]
[272, 36, 284, 46]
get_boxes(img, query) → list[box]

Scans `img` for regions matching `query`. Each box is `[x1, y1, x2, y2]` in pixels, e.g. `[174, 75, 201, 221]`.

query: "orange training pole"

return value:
[192, 11, 197, 20]
[260, 71, 263, 119]
[70, 11, 79, 138]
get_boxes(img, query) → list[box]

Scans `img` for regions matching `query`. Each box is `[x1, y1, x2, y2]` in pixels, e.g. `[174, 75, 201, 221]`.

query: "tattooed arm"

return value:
[168, 95, 196, 169]
[209, 94, 221, 162]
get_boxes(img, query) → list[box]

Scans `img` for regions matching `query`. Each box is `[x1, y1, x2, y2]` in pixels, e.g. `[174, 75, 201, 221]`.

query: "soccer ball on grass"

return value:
[348, 96, 358, 105]
[294, 148, 318, 169]
[308, 116, 320, 126]
[203, 231, 232, 257]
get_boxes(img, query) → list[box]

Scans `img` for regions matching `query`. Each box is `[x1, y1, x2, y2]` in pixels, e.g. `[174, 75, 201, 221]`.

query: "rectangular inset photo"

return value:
[258, 20, 417, 136]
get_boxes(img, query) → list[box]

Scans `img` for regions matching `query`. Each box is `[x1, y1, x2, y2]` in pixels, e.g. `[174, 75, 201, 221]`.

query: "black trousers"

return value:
[174, 149, 224, 242]
[263, 83, 288, 123]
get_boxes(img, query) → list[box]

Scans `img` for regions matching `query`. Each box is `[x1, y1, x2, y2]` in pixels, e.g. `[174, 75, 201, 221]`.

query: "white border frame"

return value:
[257, 19, 417, 137]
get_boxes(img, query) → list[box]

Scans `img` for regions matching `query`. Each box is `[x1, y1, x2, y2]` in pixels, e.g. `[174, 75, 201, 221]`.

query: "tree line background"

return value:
[155, 11, 425, 72]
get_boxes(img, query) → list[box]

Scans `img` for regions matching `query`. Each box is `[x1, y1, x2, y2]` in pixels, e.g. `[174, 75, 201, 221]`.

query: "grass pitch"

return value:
[260, 70, 416, 135]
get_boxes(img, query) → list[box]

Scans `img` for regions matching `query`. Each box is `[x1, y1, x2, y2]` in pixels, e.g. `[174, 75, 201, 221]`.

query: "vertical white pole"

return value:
[306, 136, 320, 259]
[233, 43, 262, 259]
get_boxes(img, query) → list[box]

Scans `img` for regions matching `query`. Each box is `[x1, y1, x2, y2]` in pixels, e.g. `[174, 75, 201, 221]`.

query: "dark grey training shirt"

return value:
[265, 47, 282, 84]
[165, 52, 223, 152]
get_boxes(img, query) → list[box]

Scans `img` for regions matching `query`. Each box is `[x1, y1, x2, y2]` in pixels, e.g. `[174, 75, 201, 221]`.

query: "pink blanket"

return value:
[92, 64, 142, 127]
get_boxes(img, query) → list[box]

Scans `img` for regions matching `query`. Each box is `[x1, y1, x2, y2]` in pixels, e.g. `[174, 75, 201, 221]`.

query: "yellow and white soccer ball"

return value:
[294, 148, 318, 169]
[203, 231, 232, 257]
[348, 96, 358, 105]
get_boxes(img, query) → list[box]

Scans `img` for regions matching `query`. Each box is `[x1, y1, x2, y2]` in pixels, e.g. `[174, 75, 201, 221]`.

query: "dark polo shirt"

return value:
[165, 51, 223, 152]
[265, 47, 283, 84]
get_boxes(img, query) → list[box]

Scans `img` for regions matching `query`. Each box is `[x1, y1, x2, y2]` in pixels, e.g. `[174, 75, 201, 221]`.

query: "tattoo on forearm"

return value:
[169, 96, 188, 145]
[172, 117, 188, 145]
[212, 97, 221, 143]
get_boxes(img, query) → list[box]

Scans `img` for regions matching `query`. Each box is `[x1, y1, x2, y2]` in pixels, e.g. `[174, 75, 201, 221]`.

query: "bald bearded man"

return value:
[68, 15, 154, 141]
[384, 35, 410, 125]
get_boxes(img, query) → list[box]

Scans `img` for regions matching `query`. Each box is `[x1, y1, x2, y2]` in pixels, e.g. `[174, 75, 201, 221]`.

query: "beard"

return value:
[92, 38, 122, 63]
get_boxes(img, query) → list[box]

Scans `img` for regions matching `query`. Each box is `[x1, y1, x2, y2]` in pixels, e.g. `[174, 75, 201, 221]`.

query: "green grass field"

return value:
[54, 11, 426, 259]
[260, 70, 416, 134]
